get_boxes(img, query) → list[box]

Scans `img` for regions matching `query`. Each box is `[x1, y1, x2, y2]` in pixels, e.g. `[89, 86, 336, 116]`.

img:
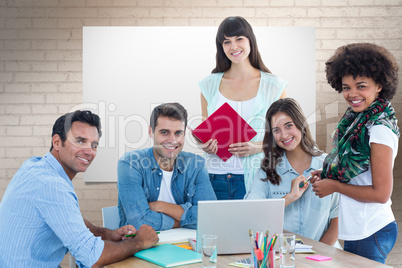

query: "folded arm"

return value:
[176, 161, 217, 228]
[148, 201, 184, 228]
[117, 159, 175, 230]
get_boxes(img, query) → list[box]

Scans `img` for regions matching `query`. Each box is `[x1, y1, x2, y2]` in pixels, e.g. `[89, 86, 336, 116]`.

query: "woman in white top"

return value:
[198, 16, 287, 199]
[312, 43, 399, 263]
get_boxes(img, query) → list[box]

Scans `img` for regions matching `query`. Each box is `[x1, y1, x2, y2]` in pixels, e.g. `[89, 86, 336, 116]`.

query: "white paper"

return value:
[157, 228, 197, 244]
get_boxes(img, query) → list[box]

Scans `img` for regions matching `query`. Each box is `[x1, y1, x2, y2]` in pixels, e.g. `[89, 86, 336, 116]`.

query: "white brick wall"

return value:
[0, 1, 401, 266]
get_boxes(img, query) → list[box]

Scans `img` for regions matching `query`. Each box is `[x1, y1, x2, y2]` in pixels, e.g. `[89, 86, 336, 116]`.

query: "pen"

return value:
[249, 229, 256, 250]
[299, 176, 312, 188]
[249, 229, 257, 267]
[125, 231, 160, 237]
[269, 234, 278, 251]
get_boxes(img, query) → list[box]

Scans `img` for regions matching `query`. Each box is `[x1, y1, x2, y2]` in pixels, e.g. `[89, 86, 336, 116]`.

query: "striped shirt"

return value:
[0, 152, 104, 268]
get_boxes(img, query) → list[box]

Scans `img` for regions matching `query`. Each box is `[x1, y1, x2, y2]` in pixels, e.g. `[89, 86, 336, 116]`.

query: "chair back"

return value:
[102, 206, 120, 229]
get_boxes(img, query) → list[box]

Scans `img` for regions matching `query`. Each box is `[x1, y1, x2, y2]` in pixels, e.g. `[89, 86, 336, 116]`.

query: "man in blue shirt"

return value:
[0, 110, 159, 268]
[118, 103, 216, 231]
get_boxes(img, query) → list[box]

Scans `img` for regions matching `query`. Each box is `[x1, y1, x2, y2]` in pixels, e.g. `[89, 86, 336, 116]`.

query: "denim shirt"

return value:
[117, 147, 217, 231]
[246, 153, 339, 242]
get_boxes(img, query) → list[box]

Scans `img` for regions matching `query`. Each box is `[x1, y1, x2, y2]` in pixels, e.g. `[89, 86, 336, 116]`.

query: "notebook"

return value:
[134, 243, 202, 267]
[196, 199, 285, 254]
[190, 102, 257, 161]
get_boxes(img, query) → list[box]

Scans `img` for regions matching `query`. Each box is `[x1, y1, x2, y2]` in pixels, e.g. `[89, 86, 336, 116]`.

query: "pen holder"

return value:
[251, 249, 275, 268]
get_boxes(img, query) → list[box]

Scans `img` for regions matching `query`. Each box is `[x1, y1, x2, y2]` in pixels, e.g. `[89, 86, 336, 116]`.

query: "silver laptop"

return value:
[196, 199, 284, 254]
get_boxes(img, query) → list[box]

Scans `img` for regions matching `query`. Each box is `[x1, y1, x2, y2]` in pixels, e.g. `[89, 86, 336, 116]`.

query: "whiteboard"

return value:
[82, 26, 316, 182]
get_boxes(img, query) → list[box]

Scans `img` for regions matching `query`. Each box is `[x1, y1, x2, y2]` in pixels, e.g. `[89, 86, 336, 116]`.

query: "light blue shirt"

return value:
[118, 147, 217, 231]
[0, 152, 104, 268]
[246, 153, 339, 242]
[199, 71, 287, 192]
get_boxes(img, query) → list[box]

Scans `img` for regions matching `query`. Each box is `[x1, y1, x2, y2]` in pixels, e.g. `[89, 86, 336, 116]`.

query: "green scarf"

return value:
[321, 97, 399, 183]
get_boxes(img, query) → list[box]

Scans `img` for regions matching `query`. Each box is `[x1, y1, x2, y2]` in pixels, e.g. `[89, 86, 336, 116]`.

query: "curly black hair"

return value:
[325, 43, 399, 100]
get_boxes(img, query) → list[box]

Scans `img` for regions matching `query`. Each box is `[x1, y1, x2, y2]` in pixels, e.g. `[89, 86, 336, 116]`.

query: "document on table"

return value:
[295, 243, 315, 253]
[157, 228, 197, 244]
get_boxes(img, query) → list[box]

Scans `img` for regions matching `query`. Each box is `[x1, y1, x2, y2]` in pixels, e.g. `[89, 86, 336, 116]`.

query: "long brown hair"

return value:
[212, 16, 271, 74]
[261, 98, 322, 185]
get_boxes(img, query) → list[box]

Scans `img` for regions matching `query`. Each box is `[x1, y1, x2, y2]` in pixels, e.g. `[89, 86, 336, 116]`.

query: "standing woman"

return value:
[312, 43, 399, 263]
[199, 16, 287, 199]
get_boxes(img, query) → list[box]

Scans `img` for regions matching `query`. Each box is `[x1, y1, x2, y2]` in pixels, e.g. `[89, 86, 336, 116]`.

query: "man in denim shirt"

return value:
[118, 103, 216, 231]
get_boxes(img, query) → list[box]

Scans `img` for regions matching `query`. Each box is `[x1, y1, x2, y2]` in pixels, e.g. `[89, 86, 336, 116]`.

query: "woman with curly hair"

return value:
[246, 98, 339, 246]
[312, 43, 399, 263]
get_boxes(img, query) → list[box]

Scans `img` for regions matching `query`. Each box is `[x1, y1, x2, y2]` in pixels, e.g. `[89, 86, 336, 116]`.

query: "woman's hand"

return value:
[290, 175, 309, 199]
[312, 179, 338, 198]
[228, 141, 262, 157]
[194, 137, 218, 154]
[309, 169, 322, 184]
[284, 175, 309, 207]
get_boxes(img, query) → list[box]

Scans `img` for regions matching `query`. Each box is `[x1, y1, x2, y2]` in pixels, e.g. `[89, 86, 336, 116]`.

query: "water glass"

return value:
[202, 234, 217, 268]
[279, 233, 295, 268]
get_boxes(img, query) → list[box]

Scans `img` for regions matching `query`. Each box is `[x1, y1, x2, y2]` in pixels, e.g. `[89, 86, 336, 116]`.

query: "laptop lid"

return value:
[196, 199, 285, 254]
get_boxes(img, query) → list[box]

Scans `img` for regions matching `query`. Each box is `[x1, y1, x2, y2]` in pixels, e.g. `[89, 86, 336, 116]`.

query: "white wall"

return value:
[83, 26, 316, 182]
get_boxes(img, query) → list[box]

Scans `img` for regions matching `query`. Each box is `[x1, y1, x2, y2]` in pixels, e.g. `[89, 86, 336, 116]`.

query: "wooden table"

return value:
[106, 233, 391, 267]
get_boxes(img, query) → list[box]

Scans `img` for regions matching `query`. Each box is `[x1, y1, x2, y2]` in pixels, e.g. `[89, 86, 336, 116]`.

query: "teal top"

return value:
[199, 71, 287, 192]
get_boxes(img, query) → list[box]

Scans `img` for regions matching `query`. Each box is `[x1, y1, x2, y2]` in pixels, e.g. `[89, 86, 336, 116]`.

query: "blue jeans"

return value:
[208, 173, 246, 200]
[344, 221, 398, 264]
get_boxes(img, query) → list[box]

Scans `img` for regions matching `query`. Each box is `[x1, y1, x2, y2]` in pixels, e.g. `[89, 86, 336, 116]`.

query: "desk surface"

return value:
[106, 233, 391, 268]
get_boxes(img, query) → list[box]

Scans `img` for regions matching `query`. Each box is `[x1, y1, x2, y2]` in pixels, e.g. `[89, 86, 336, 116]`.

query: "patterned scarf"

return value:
[321, 97, 400, 183]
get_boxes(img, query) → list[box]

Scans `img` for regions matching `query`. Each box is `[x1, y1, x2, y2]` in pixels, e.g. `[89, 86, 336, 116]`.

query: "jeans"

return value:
[209, 173, 246, 200]
[344, 221, 398, 264]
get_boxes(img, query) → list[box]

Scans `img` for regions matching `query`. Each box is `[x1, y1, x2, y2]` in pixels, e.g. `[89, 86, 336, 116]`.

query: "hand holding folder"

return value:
[190, 103, 257, 161]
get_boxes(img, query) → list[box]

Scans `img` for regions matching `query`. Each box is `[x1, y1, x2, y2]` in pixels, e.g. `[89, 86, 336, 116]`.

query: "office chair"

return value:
[102, 205, 120, 229]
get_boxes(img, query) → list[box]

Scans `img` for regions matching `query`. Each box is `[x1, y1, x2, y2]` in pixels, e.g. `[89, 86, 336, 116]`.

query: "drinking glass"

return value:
[279, 233, 295, 268]
[202, 234, 217, 268]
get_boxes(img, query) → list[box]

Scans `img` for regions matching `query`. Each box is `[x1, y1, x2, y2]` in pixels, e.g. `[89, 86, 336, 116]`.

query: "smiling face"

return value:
[52, 121, 99, 180]
[149, 116, 185, 171]
[342, 75, 382, 113]
[222, 35, 251, 64]
[271, 112, 302, 153]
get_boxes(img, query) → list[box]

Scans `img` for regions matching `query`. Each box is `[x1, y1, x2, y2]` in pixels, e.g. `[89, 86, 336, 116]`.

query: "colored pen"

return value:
[299, 176, 312, 188]
[249, 229, 256, 250]
[269, 234, 278, 251]
[125, 231, 160, 237]
[249, 229, 257, 267]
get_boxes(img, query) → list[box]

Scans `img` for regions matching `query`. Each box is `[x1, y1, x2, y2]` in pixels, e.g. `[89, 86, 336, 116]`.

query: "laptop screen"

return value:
[196, 199, 284, 254]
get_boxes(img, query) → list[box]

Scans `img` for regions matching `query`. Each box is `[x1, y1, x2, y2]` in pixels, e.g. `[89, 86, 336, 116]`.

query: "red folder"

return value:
[191, 102, 257, 162]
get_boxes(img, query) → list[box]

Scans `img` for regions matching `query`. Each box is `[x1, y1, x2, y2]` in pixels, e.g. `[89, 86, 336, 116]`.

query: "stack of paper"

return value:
[295, 243, 315, 254]
[157, 228, 196, 244]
